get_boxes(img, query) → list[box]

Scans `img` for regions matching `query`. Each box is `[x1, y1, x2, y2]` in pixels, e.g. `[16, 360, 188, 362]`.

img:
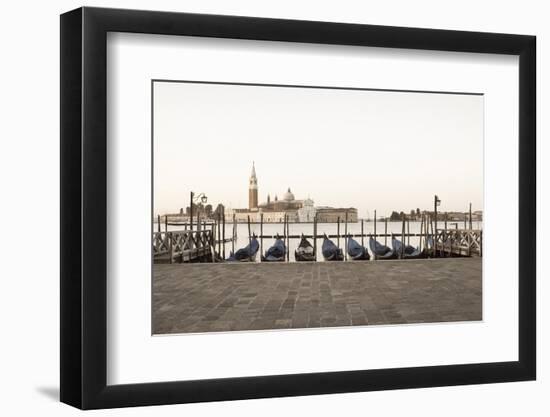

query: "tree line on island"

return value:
[384, 208, 481, 222]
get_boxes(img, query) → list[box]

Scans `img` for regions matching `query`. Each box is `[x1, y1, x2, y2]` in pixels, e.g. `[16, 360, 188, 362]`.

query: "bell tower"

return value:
[249, 162, 258, 210]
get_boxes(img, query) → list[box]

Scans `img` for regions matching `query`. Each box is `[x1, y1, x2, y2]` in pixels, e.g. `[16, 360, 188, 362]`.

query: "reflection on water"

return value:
[166, 221, 482, 262]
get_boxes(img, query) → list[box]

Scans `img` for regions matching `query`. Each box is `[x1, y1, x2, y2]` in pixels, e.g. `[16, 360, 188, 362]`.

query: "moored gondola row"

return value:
[226, 212, 434, 262]
[155, 195, 482, 264]
[223, 209, 465, 262]
[225, 234, 433, 262]
[155, 205, 481, 264]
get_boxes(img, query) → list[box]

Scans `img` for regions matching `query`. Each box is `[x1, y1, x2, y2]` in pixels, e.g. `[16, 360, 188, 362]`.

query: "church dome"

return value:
[282, 187, 295, 202]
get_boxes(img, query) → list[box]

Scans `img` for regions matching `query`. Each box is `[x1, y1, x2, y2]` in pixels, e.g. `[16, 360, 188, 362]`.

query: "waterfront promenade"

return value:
[153, 258, 482, 334]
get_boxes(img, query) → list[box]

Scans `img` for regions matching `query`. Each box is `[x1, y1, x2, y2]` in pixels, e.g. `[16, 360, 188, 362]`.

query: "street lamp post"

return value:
[189, 191, 208, 231]
[434, 195, 441, 257]
[434, 194, 441, 232]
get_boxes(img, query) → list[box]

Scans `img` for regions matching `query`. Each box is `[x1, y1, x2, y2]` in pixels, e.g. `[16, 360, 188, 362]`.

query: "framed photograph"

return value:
[60, 7, 536, 409]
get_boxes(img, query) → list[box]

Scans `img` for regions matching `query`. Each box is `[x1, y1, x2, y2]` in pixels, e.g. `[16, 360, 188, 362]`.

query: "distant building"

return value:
[225, 163, 356, 223]
[249, 162, 258, 210]
[259, 187, 303, 212]
[472, 210, 483, 221]
[298, 198, 316, 222]
[446, 212, 467, 221]
[440, 210, 483, 222]
[316, 207, 358, 223]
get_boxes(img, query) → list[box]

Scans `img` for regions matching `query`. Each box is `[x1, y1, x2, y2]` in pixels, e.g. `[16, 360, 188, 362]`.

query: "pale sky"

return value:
[153, 81, 483, 218]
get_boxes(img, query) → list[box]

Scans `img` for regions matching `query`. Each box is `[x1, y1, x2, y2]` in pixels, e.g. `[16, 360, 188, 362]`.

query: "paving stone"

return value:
[152, 258, 482, 334]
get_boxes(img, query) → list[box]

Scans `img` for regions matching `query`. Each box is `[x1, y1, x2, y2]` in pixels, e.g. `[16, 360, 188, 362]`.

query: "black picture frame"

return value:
[60, 6, 536, 410]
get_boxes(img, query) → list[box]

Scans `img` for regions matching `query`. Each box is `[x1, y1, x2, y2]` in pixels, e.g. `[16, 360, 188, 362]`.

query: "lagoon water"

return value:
[166, 220, 482, 262]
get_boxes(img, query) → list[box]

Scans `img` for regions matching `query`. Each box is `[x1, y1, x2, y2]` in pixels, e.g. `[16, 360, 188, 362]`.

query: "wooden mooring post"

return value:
[313, 214, 318, 261]
[217, 212, 221, 259]
[430, 213, 434, 252]
[247, 215, 252, 262]
[337, 216, 341, 249]
[374, 210, 377, 242]
[361, 219, 364, 247]
[444, 213, 448, 257]
[231, 213, 236, 255]
[282, 214, 286, 261]
[260, 213, 264, 257]
[401, 215, 405, 258]
[407, 219, 410, 246]
[222, 208, 226, 259]
[431, 215, 436, 258]
[344, 211, 349, 261]
[285, 214, 290, 262]
[373, 210, 377, 260]
[419, 215, 424, 252]
[384, 218, 388, 246]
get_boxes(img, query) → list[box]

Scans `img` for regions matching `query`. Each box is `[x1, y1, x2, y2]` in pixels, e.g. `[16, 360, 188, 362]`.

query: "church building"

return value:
[225, 163, 356, 223]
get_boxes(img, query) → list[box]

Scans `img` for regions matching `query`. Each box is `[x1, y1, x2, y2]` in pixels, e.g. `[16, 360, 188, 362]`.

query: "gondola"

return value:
[226, 235, 259, 262]
[391, 237, 424, 259]
[346, 237, 370, 260]
[368, 237, 397, 260]
[322, 234, 344, 261]
[295, 234, 316, 261]
[261, 236, 286, 262]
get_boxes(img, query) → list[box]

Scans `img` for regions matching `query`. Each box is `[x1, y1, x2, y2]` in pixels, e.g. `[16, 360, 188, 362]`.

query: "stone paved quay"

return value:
[153, 258, 482, 334]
